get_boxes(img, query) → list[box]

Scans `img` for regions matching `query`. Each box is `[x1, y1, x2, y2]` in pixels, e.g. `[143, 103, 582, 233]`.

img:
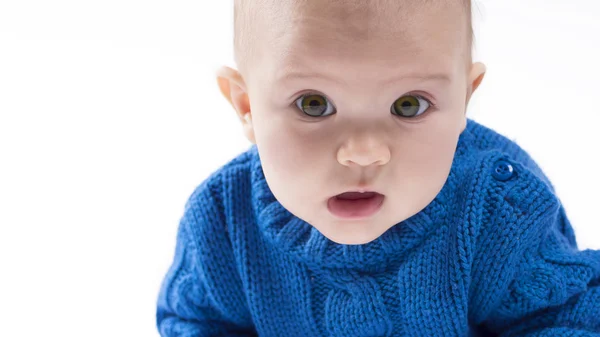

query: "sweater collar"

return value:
[250, 121, 478, 272]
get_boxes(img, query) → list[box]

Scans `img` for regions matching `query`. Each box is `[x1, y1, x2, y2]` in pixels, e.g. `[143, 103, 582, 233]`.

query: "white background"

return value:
[1, 0, 599, 336]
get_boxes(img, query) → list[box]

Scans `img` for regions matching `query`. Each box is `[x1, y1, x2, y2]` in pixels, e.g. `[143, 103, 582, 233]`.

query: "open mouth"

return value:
[327, 191, 385, 220]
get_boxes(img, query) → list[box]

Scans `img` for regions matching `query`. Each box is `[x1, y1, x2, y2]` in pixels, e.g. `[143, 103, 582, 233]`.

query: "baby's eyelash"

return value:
[294, 91, 330, 103]
[291, 92, 437, 112]
[293, 91, 435, 102]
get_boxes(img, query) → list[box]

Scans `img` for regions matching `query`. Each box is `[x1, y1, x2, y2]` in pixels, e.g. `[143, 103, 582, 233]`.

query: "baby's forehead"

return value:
[265, 1, 465, 46]
[235, 0, 470, 80]
[278, 1, 447, 35]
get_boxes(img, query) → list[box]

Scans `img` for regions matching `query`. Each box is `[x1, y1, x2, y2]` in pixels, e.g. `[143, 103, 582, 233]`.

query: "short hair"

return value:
[233, 0, 474, 77]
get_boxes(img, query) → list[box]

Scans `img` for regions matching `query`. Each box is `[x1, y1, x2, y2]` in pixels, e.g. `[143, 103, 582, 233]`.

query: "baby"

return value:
[157, 0, 600, 336]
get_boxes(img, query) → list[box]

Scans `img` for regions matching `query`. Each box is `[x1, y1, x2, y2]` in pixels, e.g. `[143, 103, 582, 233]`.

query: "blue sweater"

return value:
[156, 118, 600, 336]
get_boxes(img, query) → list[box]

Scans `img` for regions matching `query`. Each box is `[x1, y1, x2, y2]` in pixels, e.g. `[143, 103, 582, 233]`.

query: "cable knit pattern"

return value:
[156, 118, 600, 336]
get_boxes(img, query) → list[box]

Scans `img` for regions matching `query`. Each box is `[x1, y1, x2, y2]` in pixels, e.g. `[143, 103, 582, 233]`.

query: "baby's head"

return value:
[217, 0, 486, 245]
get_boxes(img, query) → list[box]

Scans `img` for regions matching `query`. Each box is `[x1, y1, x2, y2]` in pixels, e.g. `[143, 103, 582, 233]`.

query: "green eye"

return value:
[295, 94, 335, 117]
[293, 93, 432, 119]
[391, 95, 430, 118]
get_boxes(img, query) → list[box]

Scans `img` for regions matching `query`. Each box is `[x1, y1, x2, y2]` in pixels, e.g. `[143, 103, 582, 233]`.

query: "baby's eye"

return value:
[293, 92, 433, 119]
[294, 93, 335, 118]
[391, 95, 431, 118]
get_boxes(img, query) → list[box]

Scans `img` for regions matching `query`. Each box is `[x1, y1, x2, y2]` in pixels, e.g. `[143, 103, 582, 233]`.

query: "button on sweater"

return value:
[157, 118, 600, 336]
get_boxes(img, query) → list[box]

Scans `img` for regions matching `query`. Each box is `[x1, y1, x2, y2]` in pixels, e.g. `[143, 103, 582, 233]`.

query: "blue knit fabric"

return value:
[156, 118, 600, 336]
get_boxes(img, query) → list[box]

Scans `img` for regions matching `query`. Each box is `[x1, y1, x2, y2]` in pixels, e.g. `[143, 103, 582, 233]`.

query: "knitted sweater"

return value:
[156, 118, 600, 337]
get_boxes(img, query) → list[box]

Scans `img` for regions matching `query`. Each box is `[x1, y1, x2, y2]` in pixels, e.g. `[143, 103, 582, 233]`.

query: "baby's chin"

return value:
[315, 220, 392, 245]
[327, 235, 381, 245]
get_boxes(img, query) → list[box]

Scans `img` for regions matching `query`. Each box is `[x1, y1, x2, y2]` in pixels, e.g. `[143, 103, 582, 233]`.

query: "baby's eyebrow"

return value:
[276, 70, 452, 86]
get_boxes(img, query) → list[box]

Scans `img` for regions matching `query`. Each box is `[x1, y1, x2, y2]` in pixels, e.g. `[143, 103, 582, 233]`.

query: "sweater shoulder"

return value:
[464, 121, 566, 323]
[464, 120, 560, 238]
[186, 145, 255, 202]
[177, 147, 255, 324]
[465, 118, 555, 192]
[184, 145, 255, 237]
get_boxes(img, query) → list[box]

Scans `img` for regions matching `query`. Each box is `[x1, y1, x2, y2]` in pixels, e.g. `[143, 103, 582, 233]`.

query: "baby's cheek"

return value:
[264, 129, 324, 167]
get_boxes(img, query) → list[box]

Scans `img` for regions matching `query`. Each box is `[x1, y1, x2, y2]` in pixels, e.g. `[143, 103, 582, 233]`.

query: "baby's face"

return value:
[220, 0, 485, 244]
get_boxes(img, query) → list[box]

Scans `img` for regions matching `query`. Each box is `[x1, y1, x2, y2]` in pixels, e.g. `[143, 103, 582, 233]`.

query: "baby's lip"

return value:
[333, 189, 384, 199]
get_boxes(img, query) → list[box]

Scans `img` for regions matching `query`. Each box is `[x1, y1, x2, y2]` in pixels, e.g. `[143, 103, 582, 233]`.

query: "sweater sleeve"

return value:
[156, 183, 257, 336]
[479, 204, 600, 337]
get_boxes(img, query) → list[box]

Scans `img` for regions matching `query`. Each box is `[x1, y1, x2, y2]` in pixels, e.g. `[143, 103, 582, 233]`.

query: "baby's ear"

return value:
[216, 66, 256, 144]
[466, 62, 486, 102]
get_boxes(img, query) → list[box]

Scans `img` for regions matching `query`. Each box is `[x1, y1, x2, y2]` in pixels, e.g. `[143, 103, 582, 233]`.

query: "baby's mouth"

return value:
[327, 191, 385, 220]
